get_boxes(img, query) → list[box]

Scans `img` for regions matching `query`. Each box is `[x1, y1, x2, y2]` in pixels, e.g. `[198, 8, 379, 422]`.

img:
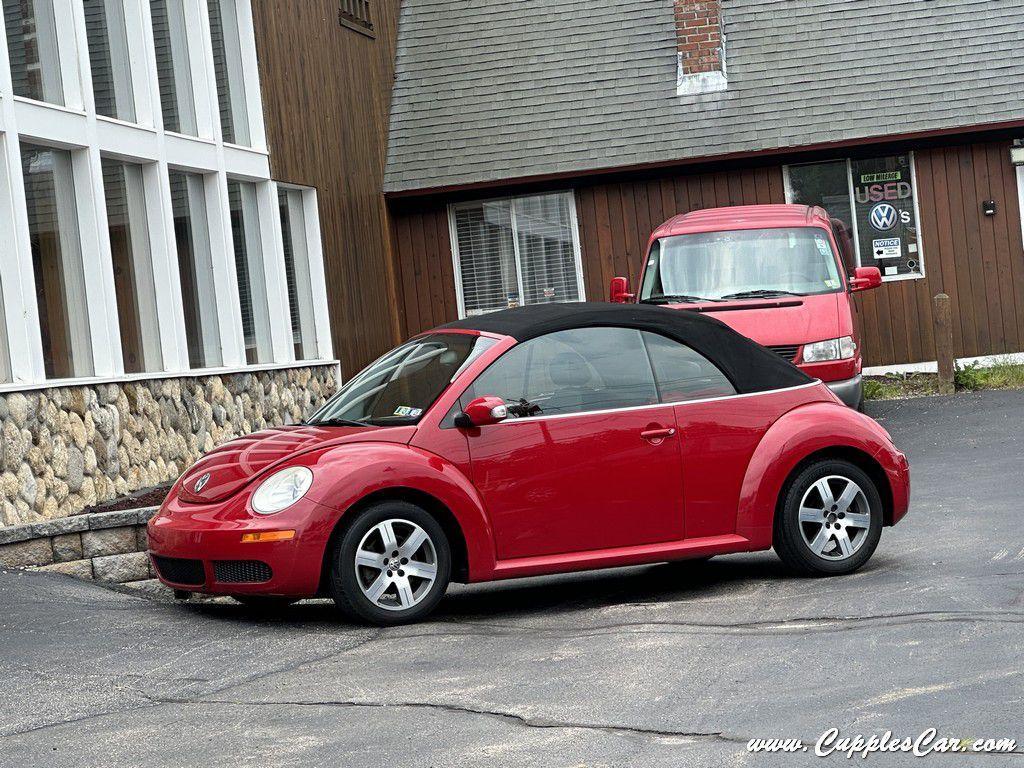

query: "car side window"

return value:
[464, 327, 659, 417]
[641, 331, 736, 403]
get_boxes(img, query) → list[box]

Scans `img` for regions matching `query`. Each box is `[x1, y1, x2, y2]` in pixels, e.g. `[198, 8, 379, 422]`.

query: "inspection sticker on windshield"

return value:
[814, 236, 832, 257]
[393, 406, 422, 417]
[873, 238, 901, 259]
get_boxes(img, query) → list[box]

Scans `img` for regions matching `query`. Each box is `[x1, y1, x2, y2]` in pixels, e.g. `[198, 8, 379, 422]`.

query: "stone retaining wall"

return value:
[0, 507, 158, 583]
[0, 364, 338, 527]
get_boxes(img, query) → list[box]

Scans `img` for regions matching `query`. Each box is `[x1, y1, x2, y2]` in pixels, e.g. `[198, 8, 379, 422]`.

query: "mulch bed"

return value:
[79, 483, 173, 515]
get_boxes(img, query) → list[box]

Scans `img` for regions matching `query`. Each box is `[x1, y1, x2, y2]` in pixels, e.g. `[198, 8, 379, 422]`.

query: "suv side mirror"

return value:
[454, 396, 508, 428]
[609, 276, 635, 303]
[849, 266, 882, 292]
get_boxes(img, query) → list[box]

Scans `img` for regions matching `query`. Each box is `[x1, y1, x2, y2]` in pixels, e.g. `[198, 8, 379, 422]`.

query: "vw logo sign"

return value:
[194, 472, 211, 493]
[869, 203, 898, 231]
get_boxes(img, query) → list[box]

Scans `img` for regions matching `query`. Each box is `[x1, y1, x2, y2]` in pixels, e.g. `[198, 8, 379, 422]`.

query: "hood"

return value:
[664, 293, 842, 347]
[176, 424, 415, 504]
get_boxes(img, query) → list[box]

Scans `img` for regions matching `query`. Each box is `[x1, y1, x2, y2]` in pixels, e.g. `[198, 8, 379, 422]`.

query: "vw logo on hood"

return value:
[869, 203, 898, 231]
[193, 472, 212, 493]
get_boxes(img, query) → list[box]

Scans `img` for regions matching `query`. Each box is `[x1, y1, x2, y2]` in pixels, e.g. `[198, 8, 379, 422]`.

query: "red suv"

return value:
[611, 204, 881, 409]
[149, 303, 909, 625]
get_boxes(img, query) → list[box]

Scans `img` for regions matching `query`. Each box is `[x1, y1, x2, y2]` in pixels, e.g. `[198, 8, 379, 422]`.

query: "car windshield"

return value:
[639, 227, 842, 303]
[306, 333, 496, 426]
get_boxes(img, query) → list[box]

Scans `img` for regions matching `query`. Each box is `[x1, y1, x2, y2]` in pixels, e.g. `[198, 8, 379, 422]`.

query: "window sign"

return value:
[850, 155, 921, 279]
[785, 154, 924, 281]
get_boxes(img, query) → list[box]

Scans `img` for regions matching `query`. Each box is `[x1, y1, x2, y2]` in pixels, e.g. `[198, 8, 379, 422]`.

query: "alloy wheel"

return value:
[353, 518, 439, 611]
[797, 475, 872, 561]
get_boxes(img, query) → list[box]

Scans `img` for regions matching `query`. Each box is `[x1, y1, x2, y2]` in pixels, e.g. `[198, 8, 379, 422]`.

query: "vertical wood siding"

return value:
[251, 0, 403, 378]
[390, 140, 1024, 368]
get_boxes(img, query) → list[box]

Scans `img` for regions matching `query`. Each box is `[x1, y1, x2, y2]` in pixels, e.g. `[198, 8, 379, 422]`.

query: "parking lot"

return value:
[2, 390, 1023, 767]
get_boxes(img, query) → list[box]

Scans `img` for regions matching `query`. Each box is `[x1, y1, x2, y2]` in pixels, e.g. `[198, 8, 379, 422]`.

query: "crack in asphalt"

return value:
[0, 629, 384, 740]
[142, 694, 753, 746]
[422, 609, 1024, 640]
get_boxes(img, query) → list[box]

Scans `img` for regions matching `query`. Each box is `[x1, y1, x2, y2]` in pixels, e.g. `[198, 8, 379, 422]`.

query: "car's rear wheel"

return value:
[774, 459, 883, 575]
[329, 501, 451, 625]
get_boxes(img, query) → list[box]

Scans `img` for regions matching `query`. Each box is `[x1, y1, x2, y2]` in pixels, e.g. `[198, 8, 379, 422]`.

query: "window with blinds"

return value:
[208, 0, 250, 145]
[150, 0, 197, 135]
[83, 0, 135, 121]
[278, 187, 318, 360]
[227, 180, 271, 364]
[450, 192, 584, 317]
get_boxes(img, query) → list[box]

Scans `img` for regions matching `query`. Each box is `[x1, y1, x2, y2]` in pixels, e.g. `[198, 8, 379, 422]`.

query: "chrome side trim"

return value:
[490, 380, 823, 424]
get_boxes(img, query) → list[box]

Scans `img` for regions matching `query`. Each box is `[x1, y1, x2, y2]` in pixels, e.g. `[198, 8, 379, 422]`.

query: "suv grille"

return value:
[214, 560, 273, 584]
[152, 556, 205, 586]
[767, 344, 800, 362]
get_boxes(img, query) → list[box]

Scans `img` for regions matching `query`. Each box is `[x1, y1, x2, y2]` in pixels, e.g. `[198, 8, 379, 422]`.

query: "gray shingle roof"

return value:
[384, 0, 1024, 194]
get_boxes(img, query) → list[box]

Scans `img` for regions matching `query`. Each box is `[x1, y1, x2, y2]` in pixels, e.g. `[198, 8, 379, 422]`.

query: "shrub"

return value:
[954, 362, 986, 391]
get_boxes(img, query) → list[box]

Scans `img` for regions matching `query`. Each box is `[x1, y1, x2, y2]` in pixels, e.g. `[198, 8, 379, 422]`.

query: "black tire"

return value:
[773, 459, 883, 576]
[329, 501, 451, 625]
[232, 595, 299, 612]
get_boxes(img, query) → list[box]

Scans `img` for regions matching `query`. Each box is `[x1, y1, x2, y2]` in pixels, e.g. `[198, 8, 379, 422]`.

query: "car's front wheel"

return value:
[774, 459, 883, 575]
[329, 501, 451, 625]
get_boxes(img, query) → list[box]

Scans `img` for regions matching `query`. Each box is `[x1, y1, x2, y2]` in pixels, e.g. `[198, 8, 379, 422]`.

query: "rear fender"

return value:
[736, 403, 893, 548]
[300, 443, 497, 580]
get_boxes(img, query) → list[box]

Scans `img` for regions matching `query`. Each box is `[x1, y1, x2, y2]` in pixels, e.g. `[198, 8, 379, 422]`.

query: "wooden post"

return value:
[933, 293, 955, 394]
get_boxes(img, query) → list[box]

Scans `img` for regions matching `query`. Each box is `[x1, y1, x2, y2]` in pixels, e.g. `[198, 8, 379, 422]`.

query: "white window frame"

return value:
[0, 0, 333, 391]
[277, 183, 332, 361]
[448, 190, 587, 319]
[783, 153, 926, 283]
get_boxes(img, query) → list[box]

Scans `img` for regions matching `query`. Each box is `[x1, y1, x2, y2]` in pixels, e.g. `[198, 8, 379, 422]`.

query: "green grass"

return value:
[864, 361, 1024, 401]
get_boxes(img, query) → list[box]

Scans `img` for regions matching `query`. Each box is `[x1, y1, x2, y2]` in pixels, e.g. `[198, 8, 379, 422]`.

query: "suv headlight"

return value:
[251, 466, 314, 515]
[802, 336, 856, 363]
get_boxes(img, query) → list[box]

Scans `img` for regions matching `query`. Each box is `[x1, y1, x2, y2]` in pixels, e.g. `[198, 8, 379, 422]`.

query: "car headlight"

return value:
[802, 336, 856, 363]
[251, 466, 314, 515]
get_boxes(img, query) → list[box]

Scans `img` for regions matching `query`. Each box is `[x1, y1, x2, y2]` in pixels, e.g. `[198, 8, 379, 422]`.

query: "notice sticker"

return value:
[884, 265, 899, 276]
[873, 237, 902, 260]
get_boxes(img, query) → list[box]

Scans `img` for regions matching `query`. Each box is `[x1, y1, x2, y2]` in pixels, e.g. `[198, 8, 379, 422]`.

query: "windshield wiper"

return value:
[719, 289, 806, 300]
[303, 417, 371, 428]
[641, 294, 722, 305]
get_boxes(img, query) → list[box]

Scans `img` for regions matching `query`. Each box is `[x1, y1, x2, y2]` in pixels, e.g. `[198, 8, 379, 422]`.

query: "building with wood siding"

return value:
[313, 0, 1024, 374]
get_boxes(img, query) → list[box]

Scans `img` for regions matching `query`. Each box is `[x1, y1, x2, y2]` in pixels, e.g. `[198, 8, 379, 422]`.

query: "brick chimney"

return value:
[675, 0, 727, 95]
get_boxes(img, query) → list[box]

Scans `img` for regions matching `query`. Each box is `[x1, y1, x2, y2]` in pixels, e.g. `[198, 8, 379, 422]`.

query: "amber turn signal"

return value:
[241, 530, 296, 543]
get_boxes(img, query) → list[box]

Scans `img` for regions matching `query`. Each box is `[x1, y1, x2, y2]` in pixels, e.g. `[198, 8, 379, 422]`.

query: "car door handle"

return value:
[640, 427, 676, 441]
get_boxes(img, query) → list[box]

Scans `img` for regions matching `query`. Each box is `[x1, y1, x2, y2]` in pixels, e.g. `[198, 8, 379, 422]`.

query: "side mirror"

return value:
[453, 396, 508, 429]
[849, 266, 882, 292]
[609, 276, 635, 304]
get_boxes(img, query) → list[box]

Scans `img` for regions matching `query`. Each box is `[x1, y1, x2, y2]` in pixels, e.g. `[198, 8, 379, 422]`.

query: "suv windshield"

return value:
[639, 227, 842, 303]
[306, 333, 496, 427]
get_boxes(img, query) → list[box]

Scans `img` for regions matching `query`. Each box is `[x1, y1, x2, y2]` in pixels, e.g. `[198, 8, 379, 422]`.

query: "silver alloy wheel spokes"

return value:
[798, 475, 872, 561]
[354, 519, 438, 611]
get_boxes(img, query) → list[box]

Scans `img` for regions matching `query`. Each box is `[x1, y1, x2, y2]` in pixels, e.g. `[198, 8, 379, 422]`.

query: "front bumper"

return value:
[825, 375, 863, 409]
[147, 493, 338, 597]
[887, 448, 911, 525]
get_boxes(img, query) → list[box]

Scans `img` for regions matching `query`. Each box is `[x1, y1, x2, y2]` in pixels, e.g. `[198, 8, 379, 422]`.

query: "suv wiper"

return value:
[719, 289, 806, 300]
[641, 294, 723, 305]
[303, 417, 371, 428]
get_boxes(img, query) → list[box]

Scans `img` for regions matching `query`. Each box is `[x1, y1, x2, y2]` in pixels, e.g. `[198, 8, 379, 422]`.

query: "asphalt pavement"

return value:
[2, 390, 1023, 767]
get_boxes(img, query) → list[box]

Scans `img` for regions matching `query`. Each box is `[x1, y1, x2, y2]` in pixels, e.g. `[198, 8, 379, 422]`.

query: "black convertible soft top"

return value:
[440, 302, 812, 395]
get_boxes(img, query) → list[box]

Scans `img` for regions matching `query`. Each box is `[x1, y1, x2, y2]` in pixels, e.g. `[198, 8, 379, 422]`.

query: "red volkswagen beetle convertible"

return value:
[149, 303, 910, 624]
